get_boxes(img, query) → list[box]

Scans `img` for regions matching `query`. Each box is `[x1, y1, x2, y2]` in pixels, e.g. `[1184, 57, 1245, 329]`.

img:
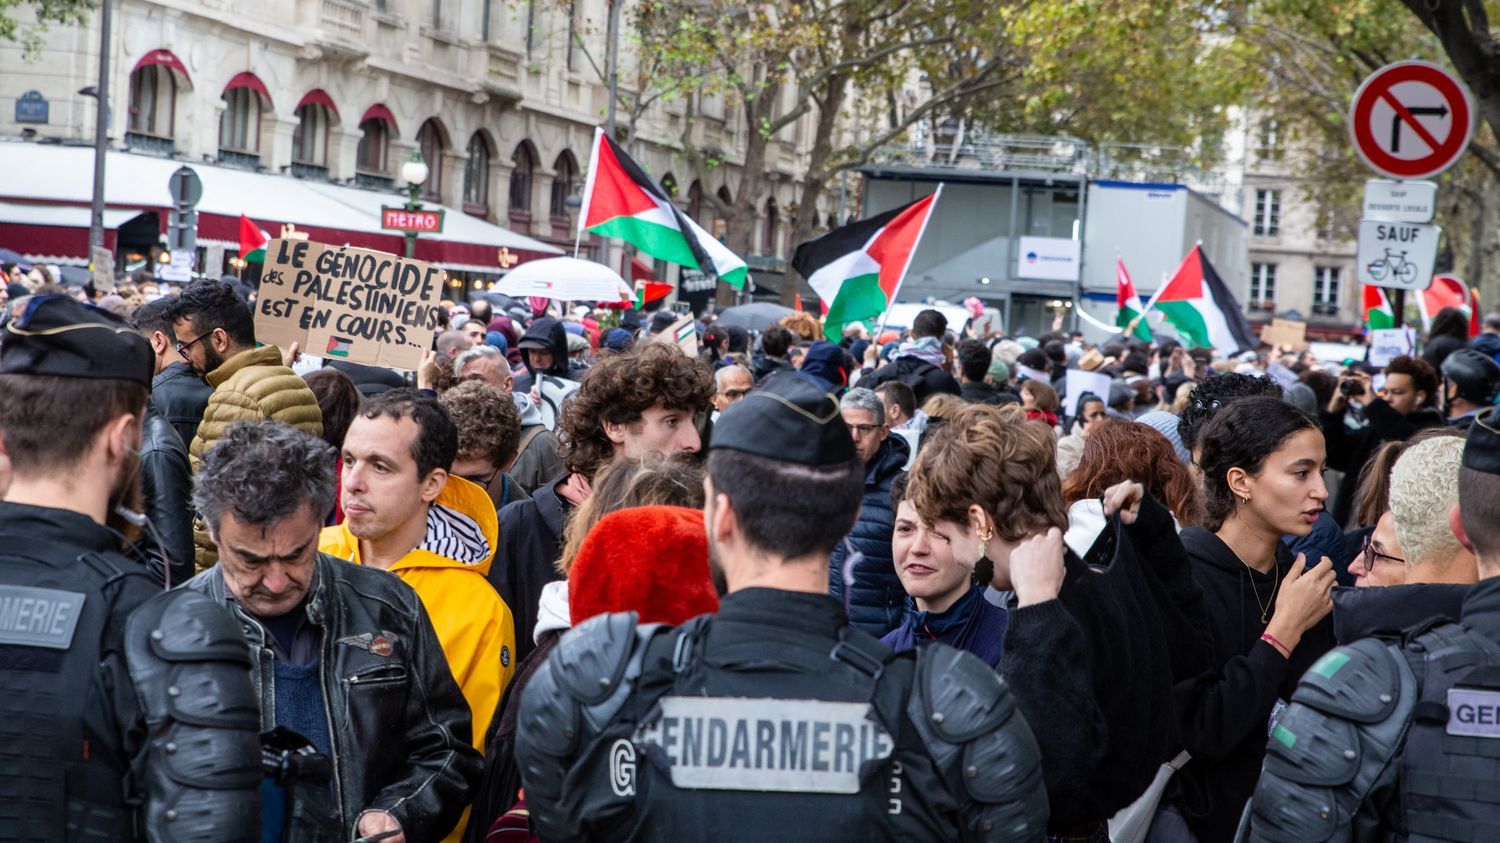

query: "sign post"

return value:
[166, 166, 202, 261]
[1349, 61, 1474, 329]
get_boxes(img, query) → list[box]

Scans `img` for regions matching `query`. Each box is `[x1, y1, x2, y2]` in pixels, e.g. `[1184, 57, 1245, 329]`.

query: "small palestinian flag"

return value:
[1156, 245, 1257, 354]
[325, 336, 354, 358]
[1116, 258, 1152, 342]
[1418, 274, 1479, 335]
[792, 189, 941, 340]
[579, 128, 747, 288]
[1363, 284, 1395, 330]
[239, 215, 271, 263]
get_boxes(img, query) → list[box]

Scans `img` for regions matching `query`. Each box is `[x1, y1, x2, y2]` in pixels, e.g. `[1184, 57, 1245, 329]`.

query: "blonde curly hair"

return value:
[1389, 435, 1466, 569]
[778, 312, 824, 344]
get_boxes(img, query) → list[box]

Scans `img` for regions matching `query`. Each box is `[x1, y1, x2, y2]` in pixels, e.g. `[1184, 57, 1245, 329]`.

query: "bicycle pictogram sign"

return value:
[1349, 61, 1475, 180]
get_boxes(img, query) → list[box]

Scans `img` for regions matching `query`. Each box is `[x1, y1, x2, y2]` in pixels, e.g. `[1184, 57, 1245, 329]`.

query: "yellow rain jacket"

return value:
[320, 476, 515, 842]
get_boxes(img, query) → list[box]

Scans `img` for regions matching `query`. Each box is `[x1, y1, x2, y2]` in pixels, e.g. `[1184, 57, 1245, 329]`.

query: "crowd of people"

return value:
[4, 262, 1500, 843]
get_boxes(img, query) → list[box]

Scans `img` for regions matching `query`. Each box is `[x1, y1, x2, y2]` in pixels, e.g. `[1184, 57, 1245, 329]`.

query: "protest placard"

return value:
[1064, 368, 1113, 418]
[652, 313, 699, 357]
[1368, 327, 1418, 368]
[1259, 318, 1308, 351]
[91, 246, 115, 293]
[254, 239, 446, 371]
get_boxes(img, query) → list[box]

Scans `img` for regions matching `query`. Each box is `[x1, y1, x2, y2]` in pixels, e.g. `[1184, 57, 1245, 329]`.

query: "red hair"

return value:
[1061, 419, 1204, 527]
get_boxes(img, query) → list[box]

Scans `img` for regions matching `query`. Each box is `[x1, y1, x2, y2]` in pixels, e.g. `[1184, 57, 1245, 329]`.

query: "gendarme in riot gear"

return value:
[1237, 408, 1500, 841]
[515, 370, 1048, 841]
[0, 295, 261, 842]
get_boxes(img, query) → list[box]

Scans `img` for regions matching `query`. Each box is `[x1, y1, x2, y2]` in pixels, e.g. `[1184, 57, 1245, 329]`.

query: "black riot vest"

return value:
[1399, 621, 1500, 841]
[0, 537, 156, 841]
[606, 614, 967, 842]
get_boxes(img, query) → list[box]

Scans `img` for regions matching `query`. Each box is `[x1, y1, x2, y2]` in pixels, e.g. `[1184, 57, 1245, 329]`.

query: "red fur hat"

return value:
[569, 505, 719, 626]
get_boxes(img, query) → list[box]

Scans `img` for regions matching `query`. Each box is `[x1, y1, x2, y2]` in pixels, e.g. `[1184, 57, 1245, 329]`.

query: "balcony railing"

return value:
[319, 0, 367, 48]
[355, 171, 394, 190]
[125, 132, 175, 157]
[217, 149, 261, 170]
[291, 163, 330, 181]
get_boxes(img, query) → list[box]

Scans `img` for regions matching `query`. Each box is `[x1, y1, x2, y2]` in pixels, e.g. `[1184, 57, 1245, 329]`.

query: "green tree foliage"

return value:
[2, 0, 96, 56]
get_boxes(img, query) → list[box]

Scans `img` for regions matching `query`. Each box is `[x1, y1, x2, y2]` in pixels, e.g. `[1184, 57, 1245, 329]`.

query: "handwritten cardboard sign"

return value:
[254, 239, 445, 371]
[1369, 327, 1417, 368]
[1259, 318, 1308, 352]
[651, 313, 699, 357]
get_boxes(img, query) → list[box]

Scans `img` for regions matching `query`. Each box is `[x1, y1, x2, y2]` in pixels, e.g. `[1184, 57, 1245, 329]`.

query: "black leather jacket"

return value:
[151, 360, 213, 448]
[186, 553, 482, 843]
[140, 406, 195, 585]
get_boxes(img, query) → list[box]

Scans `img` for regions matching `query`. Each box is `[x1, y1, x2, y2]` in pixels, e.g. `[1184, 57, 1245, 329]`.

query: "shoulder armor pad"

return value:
[1262, 701, 1360, 786]
[551, 611, 641, 706]
[1241, 775, 1340, 843]
[910, 644, 1015, 744]
[1291, 638, 1402, 723]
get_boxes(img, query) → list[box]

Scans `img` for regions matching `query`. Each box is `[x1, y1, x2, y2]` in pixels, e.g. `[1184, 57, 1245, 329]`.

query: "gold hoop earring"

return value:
[977, 525, 994, 558]
[1239, 493, 1251, 505]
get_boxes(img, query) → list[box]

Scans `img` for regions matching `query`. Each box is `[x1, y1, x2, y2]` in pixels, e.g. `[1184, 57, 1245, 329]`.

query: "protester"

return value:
[828, 387, 911, 636]
[1321, 356, 1444, 525]
[1239, 409, 1500, 839]
[440, 380, 530, 511]
[515, 372, 1049, 840]
[318, 388, 516, 841]
[1421, 306, 1472, 370]
[751, 323, 796, 381]
[1169, 396, 1337, 842]
[1471, 311, 1500, 359]
[799, 340, 852, 393]
[516, 315, 578, 426]
[1055, 391, 1106, 478]
[131, 297, 213, 450]
[506, 391, 565, 494]
[863, 308, 962, 404]
[906, 402, 1210, 835]
[493, 342, 712, 663]
[711, 363, 753, 420]
[190, 421, 480, 842]
[1388, 435, 1477, 585]
[1440, 347, 1500, 430]
[1346, 511, 1406, 589]
[125, 298, 195, 583]
[1018, 379, 1059, 428]
[0, 295, 261, 841]
[881, 474, 1007, 667]
[1061, 418, 1204, 528]
[779, 311, 824, 344]
[454, 344, 515, 392]
[957, 338, 1017, 405]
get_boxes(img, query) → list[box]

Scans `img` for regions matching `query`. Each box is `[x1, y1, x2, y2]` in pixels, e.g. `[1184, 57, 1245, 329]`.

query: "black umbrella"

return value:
[715, 302, 797, 333]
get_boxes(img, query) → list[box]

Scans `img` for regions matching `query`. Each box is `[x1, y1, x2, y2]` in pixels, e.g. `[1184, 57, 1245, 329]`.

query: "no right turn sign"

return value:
[1349, 61, 1475, 180]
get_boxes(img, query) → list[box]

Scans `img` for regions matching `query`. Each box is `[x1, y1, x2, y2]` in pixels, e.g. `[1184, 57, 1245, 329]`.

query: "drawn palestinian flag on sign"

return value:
[239, 214, 271, 263]
[1364, 284, 1395, 330]
[1116, 258, 1152, 341]
[579, 128, 747, 288]
[791, 189, 941, 340]
[325, 336, 354, 358]
[1156, 245, 1257, 354]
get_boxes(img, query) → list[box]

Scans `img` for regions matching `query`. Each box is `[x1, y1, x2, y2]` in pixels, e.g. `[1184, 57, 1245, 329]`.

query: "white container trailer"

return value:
[1078, 181, 1250, 345]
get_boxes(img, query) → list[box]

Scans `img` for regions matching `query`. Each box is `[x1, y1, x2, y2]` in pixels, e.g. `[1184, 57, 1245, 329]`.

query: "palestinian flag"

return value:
[1116, 258, 1152, 341]
[238, 215, 270, 263]
[792, 189, 941, 340]
[1156, 245, 1256, 354]
[1363, 285, 1395, 330]
[1418, 274, 1479, 335]
[579, 128, 747, 288]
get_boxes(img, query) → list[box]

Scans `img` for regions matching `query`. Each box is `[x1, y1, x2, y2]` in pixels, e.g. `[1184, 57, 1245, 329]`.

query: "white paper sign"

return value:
[1368, 327, 1417, 367]
[1016, 236, 1081, 281]
[1363, 180, 1437, 223]
[1064, 369, 1113, 418]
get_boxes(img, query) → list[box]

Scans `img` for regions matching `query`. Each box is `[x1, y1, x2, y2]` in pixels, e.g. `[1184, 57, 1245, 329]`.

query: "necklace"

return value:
[1245, 562, 1281, 625]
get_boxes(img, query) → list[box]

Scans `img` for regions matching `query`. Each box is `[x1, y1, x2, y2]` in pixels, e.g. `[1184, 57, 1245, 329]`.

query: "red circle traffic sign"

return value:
[1349, 61, 1474, 180]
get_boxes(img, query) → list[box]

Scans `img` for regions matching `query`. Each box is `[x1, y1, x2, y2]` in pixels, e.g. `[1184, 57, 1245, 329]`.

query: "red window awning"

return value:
[223, 71, 273, 106]
[131, 49, 193, 88]
[359, 103, 399, 135]
[295, 89, 339, 120]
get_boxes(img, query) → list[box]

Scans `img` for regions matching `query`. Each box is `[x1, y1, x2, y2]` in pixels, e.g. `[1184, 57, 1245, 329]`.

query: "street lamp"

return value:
[401, 150, 430, 259]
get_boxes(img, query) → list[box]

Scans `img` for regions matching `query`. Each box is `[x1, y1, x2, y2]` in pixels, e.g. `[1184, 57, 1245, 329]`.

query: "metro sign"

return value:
[381, 206, 445, 233]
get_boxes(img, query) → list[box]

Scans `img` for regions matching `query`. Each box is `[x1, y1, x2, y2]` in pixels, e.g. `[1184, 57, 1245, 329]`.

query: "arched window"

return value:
[417, 119, 446, 202]
[357, 117, 390, 174]
[127, 64, 176, 139]
[714, 185, 733, 239]
[687, 180, 704, 225]
[550, 150, 578, 218]
[660, 172, 678, 197]
[510, 142, 537, 214]
[218, 79, 269, 158]
[464, 132, 493, 213]
[292, 103, 332, 168]
[762, 196, 780, 256]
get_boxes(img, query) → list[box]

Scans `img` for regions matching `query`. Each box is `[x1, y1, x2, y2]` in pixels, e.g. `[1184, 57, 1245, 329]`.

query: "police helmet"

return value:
[1442, 348, 1500, 405]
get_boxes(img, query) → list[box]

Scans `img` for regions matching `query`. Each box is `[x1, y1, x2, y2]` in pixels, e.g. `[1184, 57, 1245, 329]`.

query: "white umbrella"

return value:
[495, 257, 634, 303]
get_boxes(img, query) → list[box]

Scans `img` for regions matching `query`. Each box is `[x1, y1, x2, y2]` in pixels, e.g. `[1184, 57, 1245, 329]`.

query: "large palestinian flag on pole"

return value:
[1155, 245, 1256, 354]
[792, 188, 941, 340]
[578, 127, 747, 288]
[1363, 284, 1395, 330]
[1116, 257, 1152, 341]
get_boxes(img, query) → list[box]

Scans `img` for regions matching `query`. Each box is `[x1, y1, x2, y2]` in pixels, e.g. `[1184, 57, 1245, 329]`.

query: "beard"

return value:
[105, 448, 144, 544]
[196, 345, 226, 378]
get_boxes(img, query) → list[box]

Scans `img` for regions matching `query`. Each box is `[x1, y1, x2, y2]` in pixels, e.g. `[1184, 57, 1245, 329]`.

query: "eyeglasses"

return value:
[847, 423, 882, 436]
[459, 466, 501, 491]
[719, 388, 750, 402]
[1360, 535, 1406, 569]
[175, 332, 210, 361]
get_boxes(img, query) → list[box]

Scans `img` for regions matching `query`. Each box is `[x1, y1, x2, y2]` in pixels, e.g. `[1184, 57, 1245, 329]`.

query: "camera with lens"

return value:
[1339, 379, 1360, 397]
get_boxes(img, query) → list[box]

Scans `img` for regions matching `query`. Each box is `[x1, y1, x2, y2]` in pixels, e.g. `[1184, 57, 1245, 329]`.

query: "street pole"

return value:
[1393, 288, 1406, 329]
[88, 0, 113, 251]
[405, 179, 420, 259]
[604, 0, 620, 142]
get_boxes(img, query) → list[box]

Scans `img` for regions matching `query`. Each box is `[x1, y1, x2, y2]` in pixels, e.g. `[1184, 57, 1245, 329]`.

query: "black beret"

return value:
[711, 370, 855, 466]
[1, 295, 153, 386]
[1463, 407, 1500, 476]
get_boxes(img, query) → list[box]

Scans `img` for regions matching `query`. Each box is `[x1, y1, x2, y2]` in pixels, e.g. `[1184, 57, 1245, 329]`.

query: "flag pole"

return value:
[873, 184, 943, 340]
[574, 128, 604, 260]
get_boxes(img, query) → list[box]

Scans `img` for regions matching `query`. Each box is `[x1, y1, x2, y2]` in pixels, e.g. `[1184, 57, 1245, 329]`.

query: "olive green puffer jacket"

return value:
[190, 345, 323, 568]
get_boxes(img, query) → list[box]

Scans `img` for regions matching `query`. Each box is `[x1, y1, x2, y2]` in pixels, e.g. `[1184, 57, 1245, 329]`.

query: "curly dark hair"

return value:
[1384, 354, 1439, 408]
[1197, 396, 1319, 531]
[558, 342, 713, 480]
[167, 280, 255, 347]
[439, 380, 522, 469]
[357, 387, 458, 478]
[193, 421, 336, 533]
[1177, 372, 1284, 451]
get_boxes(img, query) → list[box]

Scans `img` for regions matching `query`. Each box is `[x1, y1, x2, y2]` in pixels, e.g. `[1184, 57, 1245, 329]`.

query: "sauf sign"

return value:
[1356, 221, 1439, 291]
